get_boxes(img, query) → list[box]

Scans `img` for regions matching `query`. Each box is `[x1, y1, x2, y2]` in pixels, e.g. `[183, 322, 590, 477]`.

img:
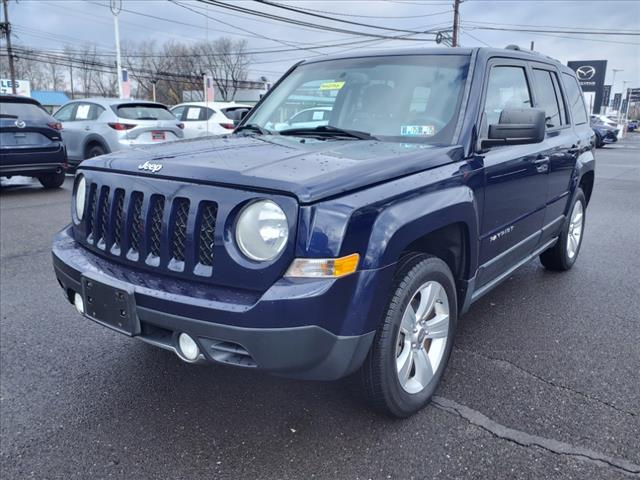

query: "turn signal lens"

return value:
[285, 253, 360, 278]
[220, 122, 235, 130]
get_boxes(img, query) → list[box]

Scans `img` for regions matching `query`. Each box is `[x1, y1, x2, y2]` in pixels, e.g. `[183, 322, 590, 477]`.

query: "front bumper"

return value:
[52, 227, 388, 380]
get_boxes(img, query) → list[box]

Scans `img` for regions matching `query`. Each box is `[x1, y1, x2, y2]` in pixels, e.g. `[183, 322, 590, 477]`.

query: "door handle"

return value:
[533, 156, 549, 173]
[84, 126, 91, 131]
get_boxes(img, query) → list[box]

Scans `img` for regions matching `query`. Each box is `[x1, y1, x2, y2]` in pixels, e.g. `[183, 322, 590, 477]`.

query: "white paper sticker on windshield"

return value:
[400, 125, 435, 137]
[186, 107, 200, 120]
[76, 104, 91, 120]
[312, 111, 325, 120]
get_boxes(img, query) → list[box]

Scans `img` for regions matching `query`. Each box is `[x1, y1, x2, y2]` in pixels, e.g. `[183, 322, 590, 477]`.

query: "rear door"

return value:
[476, 60, 550, 287]
[529, 64, 579, 239]
[115, 103, 183, 144]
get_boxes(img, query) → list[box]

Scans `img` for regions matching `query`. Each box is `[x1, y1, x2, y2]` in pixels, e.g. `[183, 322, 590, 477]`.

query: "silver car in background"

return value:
[53, 98, 184, 166]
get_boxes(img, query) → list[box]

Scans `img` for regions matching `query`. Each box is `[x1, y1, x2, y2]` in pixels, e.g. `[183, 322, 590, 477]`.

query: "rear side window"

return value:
[0, 101, 51, 121]
[533, 69, 562, 129]
[116, 104, 175, 120]
[483, 66, 532, 128]
[562, 73, 588, 125]
[74, 103, 105, 121]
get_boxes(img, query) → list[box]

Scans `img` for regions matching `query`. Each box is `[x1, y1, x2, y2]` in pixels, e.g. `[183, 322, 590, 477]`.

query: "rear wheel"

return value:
[360, 254, 457, 418]
[540, 189, 586, 271]
[86, 144, 106, 159]
[38, 171, 65, 189]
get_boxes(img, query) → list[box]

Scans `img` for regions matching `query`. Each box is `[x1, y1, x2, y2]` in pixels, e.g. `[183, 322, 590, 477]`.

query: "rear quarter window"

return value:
[562, 73, 588, 125]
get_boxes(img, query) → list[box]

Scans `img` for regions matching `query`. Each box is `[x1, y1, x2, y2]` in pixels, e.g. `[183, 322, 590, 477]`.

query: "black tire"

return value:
[540, 188, 586, 271]
[595, 133, 603, 148]
[86, 144, 106, 159]
[360, 254, 458, 418]
[38, 171, 65, 189]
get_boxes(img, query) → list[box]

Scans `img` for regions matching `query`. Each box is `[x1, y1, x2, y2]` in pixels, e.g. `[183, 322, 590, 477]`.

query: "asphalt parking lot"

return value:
[1, 135, 639, 479]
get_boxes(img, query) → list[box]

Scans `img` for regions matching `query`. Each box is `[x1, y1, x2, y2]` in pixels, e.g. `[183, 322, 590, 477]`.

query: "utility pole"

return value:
[452, 0, 461, 47]
[1, 0, 17, 94]
[151, 79, 156, 102]
[110, 0, 123, 98]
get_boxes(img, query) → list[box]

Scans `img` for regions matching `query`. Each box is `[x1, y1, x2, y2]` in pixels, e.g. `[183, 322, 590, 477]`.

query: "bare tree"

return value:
[2, 45, 48, 90]
[196, 38, 250, 101]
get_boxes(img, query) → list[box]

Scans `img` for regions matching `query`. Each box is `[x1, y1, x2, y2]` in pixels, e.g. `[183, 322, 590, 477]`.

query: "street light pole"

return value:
[110, 0, 123, 98]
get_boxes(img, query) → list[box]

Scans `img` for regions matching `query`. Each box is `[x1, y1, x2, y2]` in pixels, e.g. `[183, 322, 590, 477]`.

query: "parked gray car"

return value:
[53, 98, 184, 166]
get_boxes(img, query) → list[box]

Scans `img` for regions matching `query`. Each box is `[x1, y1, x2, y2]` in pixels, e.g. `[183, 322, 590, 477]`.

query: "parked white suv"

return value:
[54, 98, 184, 167]
[170, 102, 252, 138]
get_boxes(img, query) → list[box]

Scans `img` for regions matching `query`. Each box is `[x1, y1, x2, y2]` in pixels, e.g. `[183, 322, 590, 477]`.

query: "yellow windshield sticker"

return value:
[319, 81, 345, 91]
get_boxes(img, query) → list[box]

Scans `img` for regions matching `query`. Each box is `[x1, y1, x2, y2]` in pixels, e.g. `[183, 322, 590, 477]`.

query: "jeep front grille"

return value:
[83, 183, 218, 277]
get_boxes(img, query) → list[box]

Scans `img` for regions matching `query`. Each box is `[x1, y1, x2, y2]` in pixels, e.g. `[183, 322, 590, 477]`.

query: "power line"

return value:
[268, 2, 452, 19]
[253, 0, 437, 35]
[195, 0, 440, 41]
[461, 19, 640, 34]
[462, 24, 640, 36]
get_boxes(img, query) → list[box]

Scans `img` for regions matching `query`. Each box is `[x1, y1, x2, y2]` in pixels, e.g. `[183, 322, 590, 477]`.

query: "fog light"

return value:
[178, 333, 200, 361]
[74, 292, 85, 314]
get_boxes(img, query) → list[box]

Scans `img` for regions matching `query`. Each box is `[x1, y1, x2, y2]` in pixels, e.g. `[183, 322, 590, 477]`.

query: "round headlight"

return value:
[235, 200, 288, 261]
[74, 174, 86, 222]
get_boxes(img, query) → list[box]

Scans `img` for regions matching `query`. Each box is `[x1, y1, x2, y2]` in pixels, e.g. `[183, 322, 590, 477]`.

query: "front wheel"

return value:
[540, 189, 586, 271]
[38, 171, 65, 189]
[360, 254, 457, 418]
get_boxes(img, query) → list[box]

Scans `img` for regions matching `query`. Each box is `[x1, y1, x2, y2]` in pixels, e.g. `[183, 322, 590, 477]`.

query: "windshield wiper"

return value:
[279, 125, 377, 140]
[0, 114, 19, 119]
[234, 123, 272, 135]
[137, 116, 158, 120]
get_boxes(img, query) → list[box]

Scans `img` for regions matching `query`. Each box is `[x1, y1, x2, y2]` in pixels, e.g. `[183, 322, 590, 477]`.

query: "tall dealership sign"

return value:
[602, 85, 611, 108]
[567, 60, 607, 114]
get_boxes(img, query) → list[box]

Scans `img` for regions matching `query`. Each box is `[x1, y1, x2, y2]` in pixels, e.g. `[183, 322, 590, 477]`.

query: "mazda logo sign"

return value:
[14, 120, 26, 129]
[576, 65, 596, 81]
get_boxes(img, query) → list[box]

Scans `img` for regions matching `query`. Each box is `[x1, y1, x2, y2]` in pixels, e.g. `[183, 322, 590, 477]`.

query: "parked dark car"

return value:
[1, 95, 67, 188]
[52, 47, 594, 417]
[627, 120, 637, 131]
[590, 119, 618, 148]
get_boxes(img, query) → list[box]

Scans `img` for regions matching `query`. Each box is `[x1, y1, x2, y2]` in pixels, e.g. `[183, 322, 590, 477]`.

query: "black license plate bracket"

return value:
[81, 275, 139, 336]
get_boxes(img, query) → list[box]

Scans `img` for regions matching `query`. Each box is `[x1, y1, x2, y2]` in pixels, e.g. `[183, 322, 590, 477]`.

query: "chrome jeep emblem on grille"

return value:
[138, 161, 163, 173]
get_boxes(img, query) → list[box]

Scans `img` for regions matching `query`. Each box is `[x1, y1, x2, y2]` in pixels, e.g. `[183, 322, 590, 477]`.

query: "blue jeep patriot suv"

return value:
[52, 47, 594, 417]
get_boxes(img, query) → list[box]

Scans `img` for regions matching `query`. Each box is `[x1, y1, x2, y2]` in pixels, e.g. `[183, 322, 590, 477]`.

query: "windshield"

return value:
[116, 104, 175, 120]
[244, 54, 470, 143]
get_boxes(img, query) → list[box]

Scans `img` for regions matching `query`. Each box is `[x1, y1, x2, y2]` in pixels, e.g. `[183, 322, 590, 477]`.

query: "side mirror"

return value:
[481, 108, 545, 148]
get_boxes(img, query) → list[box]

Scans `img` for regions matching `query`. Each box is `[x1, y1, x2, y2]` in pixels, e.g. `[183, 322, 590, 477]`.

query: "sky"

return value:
[4, 0, 640, 96]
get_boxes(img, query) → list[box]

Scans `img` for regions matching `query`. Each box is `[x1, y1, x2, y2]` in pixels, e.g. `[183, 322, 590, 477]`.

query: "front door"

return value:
[476, 61, 550, 287]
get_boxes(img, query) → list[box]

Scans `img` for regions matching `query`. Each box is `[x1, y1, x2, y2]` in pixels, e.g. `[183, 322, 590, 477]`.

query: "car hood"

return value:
[80, 135, 464, 203]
